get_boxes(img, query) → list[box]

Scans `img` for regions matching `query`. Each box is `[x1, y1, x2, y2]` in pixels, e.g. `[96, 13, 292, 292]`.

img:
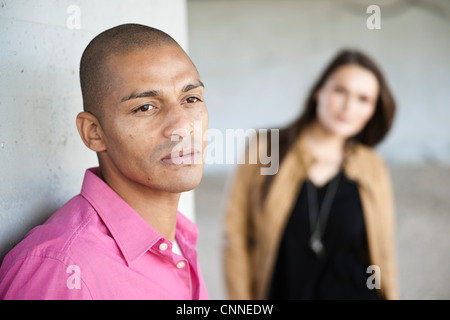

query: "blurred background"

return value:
[1, 0, 449, 300]
[188, 0, 450, 300]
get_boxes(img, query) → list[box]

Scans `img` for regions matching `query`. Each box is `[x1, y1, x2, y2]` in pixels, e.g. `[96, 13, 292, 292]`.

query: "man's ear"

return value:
[76, 112, 107, 152]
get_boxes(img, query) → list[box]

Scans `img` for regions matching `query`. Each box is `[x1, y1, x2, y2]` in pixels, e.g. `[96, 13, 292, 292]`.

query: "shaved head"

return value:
[79, 23, 180, 121]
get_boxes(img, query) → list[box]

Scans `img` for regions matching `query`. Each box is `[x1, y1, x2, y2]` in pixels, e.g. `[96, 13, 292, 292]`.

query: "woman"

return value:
[223, 49, 398, 300]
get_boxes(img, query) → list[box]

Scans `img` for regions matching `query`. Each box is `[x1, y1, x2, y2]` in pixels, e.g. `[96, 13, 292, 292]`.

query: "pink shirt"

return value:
[0, 168, 209, 300]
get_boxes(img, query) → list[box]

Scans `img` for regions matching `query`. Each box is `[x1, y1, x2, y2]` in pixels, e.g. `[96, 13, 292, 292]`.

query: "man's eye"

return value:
[135, 104, 154, 113]
[186, 97, 201, 103]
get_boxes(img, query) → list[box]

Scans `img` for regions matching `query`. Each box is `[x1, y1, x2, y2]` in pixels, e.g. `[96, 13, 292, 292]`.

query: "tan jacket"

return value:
[223, 132, 398, 300]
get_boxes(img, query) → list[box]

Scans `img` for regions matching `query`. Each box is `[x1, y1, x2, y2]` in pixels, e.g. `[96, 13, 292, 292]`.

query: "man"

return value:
[0, 24, 209, 299]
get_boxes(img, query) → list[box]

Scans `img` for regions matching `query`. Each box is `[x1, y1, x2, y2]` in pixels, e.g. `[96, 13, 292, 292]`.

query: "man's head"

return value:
[76, 24, 208, 194]
[80, 24, 178, 121]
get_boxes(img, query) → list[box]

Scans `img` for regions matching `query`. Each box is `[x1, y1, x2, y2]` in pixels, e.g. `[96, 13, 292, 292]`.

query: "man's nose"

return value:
[162, 106, 193, 141]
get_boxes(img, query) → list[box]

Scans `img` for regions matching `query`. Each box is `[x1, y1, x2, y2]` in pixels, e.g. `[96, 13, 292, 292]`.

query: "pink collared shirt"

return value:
[0, 168, 209, 300]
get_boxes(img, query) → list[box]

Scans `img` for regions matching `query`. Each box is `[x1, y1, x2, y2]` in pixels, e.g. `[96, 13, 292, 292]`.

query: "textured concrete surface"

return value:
[0, 0, 190, 265]
[195, 164, 450, 300]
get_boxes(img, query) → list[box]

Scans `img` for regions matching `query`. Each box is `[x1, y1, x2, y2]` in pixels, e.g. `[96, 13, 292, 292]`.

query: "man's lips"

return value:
[161, 148, 202, 165]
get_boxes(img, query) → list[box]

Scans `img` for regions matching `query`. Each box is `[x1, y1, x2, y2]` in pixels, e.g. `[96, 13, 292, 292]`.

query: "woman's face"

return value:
[315, 64, 379, 139]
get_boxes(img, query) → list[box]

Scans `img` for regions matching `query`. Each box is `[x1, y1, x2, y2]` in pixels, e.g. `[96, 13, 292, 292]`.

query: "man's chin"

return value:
[159, 174, 203, 194]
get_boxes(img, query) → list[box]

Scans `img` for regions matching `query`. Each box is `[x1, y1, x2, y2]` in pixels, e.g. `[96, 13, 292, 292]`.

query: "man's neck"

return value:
[98, 166, 180, 242]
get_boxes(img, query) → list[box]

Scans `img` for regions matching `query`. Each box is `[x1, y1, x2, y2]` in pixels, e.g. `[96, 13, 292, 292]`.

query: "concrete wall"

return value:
[187, 0, 450, 174]
[0, 0, 193, 261]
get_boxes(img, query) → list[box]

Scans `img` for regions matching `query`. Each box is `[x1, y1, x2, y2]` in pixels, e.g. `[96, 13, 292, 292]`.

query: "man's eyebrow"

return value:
[182, 80, 205, 93]
[121, 81, 204, 102]
[121, 89, 161, 102]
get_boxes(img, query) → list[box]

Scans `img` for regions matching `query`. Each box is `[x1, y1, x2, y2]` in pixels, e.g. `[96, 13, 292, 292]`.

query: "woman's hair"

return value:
[262, 49, 396, 197]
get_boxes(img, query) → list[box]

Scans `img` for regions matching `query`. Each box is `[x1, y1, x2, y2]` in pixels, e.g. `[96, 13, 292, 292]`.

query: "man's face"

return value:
[98, 45, 208, 193]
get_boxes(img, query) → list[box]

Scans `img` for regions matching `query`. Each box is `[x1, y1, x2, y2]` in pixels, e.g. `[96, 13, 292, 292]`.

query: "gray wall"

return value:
[188, 0, 450, 174]
[0, 0, 194, 261]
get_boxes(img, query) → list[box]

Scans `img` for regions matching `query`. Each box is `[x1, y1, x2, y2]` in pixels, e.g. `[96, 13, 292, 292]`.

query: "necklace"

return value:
[306, 170, 342, 259]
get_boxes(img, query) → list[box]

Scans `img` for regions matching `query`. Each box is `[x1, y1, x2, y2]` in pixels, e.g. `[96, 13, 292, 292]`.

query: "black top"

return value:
[268, 171, 381, 300]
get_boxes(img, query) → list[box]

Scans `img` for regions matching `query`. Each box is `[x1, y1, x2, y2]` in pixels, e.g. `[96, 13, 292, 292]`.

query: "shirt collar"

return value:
[80, 167, 196, 266]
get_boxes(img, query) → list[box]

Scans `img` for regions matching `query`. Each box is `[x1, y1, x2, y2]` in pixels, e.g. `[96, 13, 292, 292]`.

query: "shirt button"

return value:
[159, 243, 168, 251]
[176, 261, 186, 269]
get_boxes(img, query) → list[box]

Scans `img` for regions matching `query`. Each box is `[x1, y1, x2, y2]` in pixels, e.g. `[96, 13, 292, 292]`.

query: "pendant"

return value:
[310, 237, 326, 259]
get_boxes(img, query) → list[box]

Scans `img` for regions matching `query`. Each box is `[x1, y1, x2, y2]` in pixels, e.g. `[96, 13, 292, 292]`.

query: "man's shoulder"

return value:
[0, 194, 105, 299]
[0, 194, 100, 271]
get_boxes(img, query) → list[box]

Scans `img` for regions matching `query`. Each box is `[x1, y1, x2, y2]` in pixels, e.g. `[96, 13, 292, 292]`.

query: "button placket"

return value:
[174, 258, 192, 298]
